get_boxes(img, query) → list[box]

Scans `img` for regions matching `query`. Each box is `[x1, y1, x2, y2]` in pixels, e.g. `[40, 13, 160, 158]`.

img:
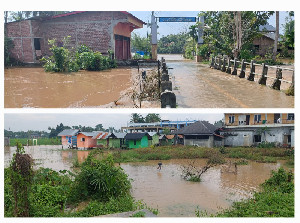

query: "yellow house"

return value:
[224, 113, 294, 126]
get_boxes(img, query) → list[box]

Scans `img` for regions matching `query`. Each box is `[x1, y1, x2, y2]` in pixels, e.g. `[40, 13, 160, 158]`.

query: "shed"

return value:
[124, 133, 152, 149]
[77, 131, 103, 149]
[148, 132, 159, 146]
[96, 132, 110, 148]
[58, 129, 80, 148]
[175, 121, 223, 148]
[107, 132, 126, 148]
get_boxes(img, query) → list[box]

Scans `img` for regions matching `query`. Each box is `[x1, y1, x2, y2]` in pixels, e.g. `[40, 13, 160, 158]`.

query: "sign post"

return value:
[196, 16, 205, 62]
[151, 11, 158, 60]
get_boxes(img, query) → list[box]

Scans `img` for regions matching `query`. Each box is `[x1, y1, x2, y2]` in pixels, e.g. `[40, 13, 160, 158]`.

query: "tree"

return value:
[95, 124, 105, 131]
[5, 11, 70, 22]
[48, 123, 70, 138]
[131, 33, 151, 53]
[144, 114, 161, 123]
[158, 32, 189, 54]
[200, 11, 273, 58]
[130, 113, 145, 123]
[272, 11, 279, 60]
[281, 11, 294, 55]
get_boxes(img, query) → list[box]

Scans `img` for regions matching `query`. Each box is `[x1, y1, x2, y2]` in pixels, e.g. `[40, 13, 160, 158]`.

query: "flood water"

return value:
[5, 56, 294, 108]
[4, 146, 287, 217]
[160, 54, 294, 108]
[4, 67, 133, 108]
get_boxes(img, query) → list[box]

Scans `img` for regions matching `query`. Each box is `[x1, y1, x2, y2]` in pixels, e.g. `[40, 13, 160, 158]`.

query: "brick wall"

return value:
[6, 11, 135, 63]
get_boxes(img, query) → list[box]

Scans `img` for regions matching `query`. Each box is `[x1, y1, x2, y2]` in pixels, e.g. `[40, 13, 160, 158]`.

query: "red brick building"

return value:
[5, 11, 145, 63]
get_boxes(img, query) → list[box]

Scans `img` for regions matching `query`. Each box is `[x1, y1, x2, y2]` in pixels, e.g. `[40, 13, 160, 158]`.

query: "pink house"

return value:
[77, 131, 103, 149]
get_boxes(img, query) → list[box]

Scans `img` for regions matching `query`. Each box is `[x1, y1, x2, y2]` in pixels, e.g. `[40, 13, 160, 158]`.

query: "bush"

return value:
[70, 151, 131, 202]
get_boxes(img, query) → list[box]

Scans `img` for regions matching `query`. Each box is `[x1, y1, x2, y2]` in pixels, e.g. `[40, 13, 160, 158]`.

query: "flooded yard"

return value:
[4, 146, 286, 217]
[4, 67, 133, 108]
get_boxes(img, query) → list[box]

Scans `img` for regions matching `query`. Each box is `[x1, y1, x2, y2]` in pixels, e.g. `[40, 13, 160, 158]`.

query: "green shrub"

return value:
[70, 152, 131, 202]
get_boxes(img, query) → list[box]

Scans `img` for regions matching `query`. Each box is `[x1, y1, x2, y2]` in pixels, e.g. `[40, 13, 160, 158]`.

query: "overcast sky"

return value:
[129, 11, 290, 38]
[4, 113, 224, 132]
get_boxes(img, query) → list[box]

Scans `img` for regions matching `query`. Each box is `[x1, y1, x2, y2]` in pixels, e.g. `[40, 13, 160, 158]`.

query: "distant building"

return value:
[174, 121, 224, 148]
[5, 11, 145, 63]
[77, 131, 103, 149]
[58, 129, 80, 149]
[220, 113, 294, 147]
[107, 132, 126, 148]
[121, 120, 198, 133]
[253, 23, 282, 56]
[124, 132, 152, 149]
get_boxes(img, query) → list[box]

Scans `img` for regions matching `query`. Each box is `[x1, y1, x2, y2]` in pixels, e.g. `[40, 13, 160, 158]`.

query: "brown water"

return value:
[157, 54, 294, 108]
[4, 67, 133, 108]
[4, 146, 286, 217]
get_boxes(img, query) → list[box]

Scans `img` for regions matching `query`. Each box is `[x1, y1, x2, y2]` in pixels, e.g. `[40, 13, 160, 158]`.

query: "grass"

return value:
[111, 146, 290, 164]
[9, 138, 61, 147]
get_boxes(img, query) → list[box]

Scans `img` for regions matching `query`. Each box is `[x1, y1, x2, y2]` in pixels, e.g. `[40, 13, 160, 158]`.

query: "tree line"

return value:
[131, 11, 294, 62]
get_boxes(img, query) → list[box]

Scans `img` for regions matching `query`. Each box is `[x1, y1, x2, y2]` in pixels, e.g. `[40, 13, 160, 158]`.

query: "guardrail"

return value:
[210, 56, 294, 93]
[159, 57, 176, 108]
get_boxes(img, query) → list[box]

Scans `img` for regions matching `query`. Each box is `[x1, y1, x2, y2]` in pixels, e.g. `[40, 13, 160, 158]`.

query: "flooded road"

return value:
[5, 146, 287, 217]
[160, 54, 294, 108]
[4, 67, 133, 108]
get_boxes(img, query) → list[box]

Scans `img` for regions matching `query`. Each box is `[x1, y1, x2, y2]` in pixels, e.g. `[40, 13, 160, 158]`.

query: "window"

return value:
[134, 140, 137, 145]
[34, 38, 41, 50]
[81, 138, 85, 142]
[254, 114, 261, 123]
[287, 114, 294, 120]
[254, 135, 261, 142]
[185, 135, 209, 140]
[229, 115, 235, 124]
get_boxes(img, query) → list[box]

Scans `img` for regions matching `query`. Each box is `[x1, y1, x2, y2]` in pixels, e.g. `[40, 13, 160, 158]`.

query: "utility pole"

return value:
[196, 16, 204, 62]
[272, 11, 279, 61]
[150, 11, 158, 60]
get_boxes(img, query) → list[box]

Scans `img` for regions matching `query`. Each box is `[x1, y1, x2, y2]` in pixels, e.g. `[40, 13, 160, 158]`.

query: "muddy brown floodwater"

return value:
[4, 67, 133, 108]
[159, 54, 294, 108]
[5, 146, 288, 217]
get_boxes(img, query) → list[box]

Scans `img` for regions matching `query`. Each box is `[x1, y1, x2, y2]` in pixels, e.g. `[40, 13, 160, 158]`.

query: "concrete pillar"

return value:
[238, 59, 246, 78]
[151, 44, 158, 60]
[161, 74, 169, 81]
[226, 59, 232, 74]
[161, 81, 172, 92]
[247, 60, 255, 81]
[161, 91, 176, 108]
[221, 57, 227, 72]
[271, 67, 282, 90]
[258, 63, 268, 85]
[232, 58, 238, 75]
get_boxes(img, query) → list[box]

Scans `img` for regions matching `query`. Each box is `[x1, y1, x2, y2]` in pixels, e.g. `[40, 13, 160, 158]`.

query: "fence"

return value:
[210, 56, 294, 93]
[159, 57, 176, 108]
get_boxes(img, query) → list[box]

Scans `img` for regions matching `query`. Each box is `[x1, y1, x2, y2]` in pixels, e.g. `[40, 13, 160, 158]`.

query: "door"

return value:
[274, 114, 280, 123]
[246, 115, 250, 125]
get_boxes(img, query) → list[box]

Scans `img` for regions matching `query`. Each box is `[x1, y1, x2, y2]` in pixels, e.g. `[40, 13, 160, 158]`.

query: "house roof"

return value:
[79, 131, 102, 138]
[96, 132, 110, 140]
[124, 132, 151, 140]
[108, 133, 126, 139]
[259, 24, 276, 32]
[159, 135, 167, 140]
[166, 135, 175, 139]
[58, 129, 79, 136]
[148, 132, 158, 137]
[174, 121, 217, 135]
[46, 11, 145, 25]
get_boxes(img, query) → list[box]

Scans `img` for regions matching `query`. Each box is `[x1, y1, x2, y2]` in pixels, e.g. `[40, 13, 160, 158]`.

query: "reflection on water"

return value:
[4, 67, 132, 108]
[4, 146, 285, 217]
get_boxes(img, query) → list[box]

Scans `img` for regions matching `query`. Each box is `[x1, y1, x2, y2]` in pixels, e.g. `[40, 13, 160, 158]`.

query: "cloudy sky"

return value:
[4, 112, 224, 132]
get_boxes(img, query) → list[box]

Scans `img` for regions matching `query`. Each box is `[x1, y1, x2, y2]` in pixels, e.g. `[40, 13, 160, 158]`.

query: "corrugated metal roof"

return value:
[259, 24, 276, 32]
[58, 129, 79, 136]
[148, 132, 158, 137]
[109, 133, 126, 139]
[175, 121, 217, 135]
[80, 131, 102, 138]
[124, 133, 151, 140]
[166, 135, 175, 139]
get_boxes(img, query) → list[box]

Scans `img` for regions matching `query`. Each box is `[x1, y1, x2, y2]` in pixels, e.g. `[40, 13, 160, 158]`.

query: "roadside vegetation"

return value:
[4, 147, 157, 217]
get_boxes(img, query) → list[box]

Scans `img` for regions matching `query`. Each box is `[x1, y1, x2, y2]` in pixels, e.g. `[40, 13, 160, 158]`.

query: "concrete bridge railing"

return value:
[210, 56, 294, 94]
[159, 57, 176, 108]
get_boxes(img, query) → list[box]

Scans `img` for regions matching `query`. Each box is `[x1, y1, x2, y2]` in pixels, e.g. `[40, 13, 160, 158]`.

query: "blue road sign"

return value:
[159, 17, 197, 22]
